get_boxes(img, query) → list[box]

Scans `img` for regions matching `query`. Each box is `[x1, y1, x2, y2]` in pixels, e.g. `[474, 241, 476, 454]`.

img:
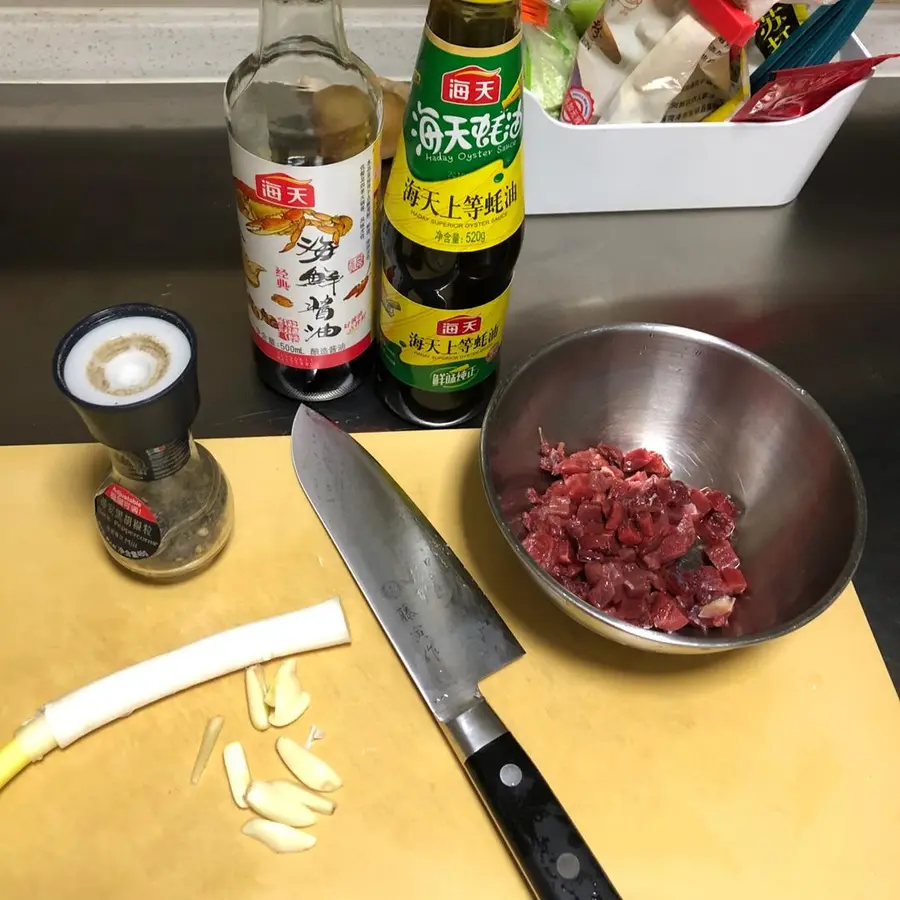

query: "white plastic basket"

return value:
[523, 34, 871, 214]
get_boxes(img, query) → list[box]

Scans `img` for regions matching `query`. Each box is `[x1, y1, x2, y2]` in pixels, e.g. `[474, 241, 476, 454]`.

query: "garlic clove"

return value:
[276, 736, 342, 792]
[267, 778, 336, 815]
[269, 690, 311, 728]
[265, 658, 298, 708]
[267, 660, 309, 727]
[190, 715, 224, 785]
[245, 665, 270, 731]
[246, 780, 317, 827]
[241, 818, 316, 853]
[223, 741, 252, 808]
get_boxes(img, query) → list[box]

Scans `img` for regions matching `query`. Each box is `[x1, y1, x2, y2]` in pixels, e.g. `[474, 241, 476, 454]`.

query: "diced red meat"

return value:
[522, 505, 566, 538]
[617, 593, 653, 627]
[621, 563, 661, 598]
[557, 447, 610, 475]
[666, 479, 691, 507]
[562, 473, 597, 503]
[545, 495, 574, 518]
[658, 511, 697, 564]
[617, 523, 643, 546]
[623, 447, 672, 477]
[692, 566, 729, 604]
[637, 512, 655, 538]
[597, 444, 624, 468]
[705, 540, 740, 571]
[522, 532, 556, 569]
[605, 500, 625, 531]
[576, 531, 619, 559]
[696, 510, 735, 543]
[576, 502, 606, 526]
[586, 561, 625, 610]
[557, 577, 590, 601]
[704, 489, 738, 518]
[651, 593, 691, 632]
[539, 439, 567, 474]
[521, 436, 748, 634]
[690, 487, 712, 517]
[584, 561, 607, 586]
[721, 568, 748, 594]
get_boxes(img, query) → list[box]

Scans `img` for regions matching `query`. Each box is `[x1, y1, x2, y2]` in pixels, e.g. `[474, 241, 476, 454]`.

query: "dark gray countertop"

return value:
[1, 79, 897, 686]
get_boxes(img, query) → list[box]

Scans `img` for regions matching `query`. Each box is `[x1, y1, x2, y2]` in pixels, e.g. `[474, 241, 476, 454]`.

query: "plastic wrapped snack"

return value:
[603, 14, 720, 123]
[524, 6, 580, 117]
[562, 0, 723, 125]
[561, 0, 693, 124]
[661, 38, 733, 123]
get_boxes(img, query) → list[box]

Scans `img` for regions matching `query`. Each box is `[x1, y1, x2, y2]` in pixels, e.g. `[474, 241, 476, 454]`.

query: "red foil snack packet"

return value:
[732, 54, 899, 122]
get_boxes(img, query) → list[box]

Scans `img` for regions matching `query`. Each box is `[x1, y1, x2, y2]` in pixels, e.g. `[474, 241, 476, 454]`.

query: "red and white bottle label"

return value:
[229, 139, 377, 370]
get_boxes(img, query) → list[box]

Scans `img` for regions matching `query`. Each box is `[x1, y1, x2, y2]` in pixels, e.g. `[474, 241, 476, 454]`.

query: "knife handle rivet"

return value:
[556, 852, 581, 880]
[499, 763, 522, 787]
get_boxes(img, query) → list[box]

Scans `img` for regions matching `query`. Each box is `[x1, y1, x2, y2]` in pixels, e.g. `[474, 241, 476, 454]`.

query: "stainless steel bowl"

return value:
[480, 324, 867, 654]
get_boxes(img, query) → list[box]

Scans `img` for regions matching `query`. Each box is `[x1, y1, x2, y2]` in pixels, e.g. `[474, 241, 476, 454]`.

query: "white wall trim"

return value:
[0, 6, 426, 82]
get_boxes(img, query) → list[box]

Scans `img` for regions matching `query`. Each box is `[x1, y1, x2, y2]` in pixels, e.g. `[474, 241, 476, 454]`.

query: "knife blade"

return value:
[290, 405, 622, 900]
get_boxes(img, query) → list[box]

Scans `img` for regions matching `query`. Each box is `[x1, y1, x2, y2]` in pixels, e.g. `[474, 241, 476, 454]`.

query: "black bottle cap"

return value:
[52, 304, 200, 453]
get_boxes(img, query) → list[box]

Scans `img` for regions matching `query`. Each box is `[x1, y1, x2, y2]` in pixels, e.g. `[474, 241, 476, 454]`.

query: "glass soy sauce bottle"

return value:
[226, 0, 383, 402]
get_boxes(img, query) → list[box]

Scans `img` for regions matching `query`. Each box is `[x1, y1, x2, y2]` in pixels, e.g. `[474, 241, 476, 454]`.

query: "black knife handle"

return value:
[463, 729, 622, 900]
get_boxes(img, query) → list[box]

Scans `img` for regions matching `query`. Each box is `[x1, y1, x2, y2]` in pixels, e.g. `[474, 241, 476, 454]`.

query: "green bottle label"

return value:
[382, 27, 525, 252]
[379, 272, 509, 392]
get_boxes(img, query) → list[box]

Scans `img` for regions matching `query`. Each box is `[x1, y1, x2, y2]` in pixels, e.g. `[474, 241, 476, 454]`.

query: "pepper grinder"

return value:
[52, 304, 234, 581]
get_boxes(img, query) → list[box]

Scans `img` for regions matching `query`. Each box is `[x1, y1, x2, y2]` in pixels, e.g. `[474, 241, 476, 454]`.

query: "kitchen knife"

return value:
[290, 405, 622, 900]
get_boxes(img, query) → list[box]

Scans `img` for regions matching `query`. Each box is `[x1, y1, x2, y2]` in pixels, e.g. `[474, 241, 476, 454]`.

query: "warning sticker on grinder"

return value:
[94, 484, 161, 560]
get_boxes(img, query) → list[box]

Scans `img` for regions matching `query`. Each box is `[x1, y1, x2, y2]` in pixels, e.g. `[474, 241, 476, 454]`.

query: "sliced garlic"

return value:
[190, 715, 224, 785]
[267, 660, 310, 727]
[276, 736, 342, 792]
[266, 778, 336, 816]
[246, 780, 317, 827]
[223, 741, 252, 808]
[241, 818, 316, 853]
[245, 665, 270, 731]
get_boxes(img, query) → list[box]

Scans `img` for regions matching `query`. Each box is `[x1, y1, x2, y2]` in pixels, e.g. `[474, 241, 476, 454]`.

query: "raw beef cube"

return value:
[576, 502, 606, 526]
[597, 444, 624, 468]
[666, 479, 691, 507]
[558, 448, 609, 475]
[577, 531, 619, 559]
[658, 512, 697, 564]
[587, 563, 624, 610]
[705, 540, 741, 571]
[558, 576, 590, 601]
[690, 487, 712, 517]
[605, 500, 625, 531]
[703, 489, 738, 519]
[563, 473, 596, 503]
[693, 567, 729, 604]
[617, 593, 653, 627]
[545, 495, 574, 518]
[721, 568, 748, 594]
[621, 564, 658, 598]
[651, 593, 691, 632]
[617, 523, 643, 546]
[696, 510, 736, 543]
[522, 532, 556, 569]
[539, 440, 567, 474]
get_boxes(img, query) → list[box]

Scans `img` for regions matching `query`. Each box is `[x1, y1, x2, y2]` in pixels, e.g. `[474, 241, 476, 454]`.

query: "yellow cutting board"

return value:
[0, 432, 898, 900]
